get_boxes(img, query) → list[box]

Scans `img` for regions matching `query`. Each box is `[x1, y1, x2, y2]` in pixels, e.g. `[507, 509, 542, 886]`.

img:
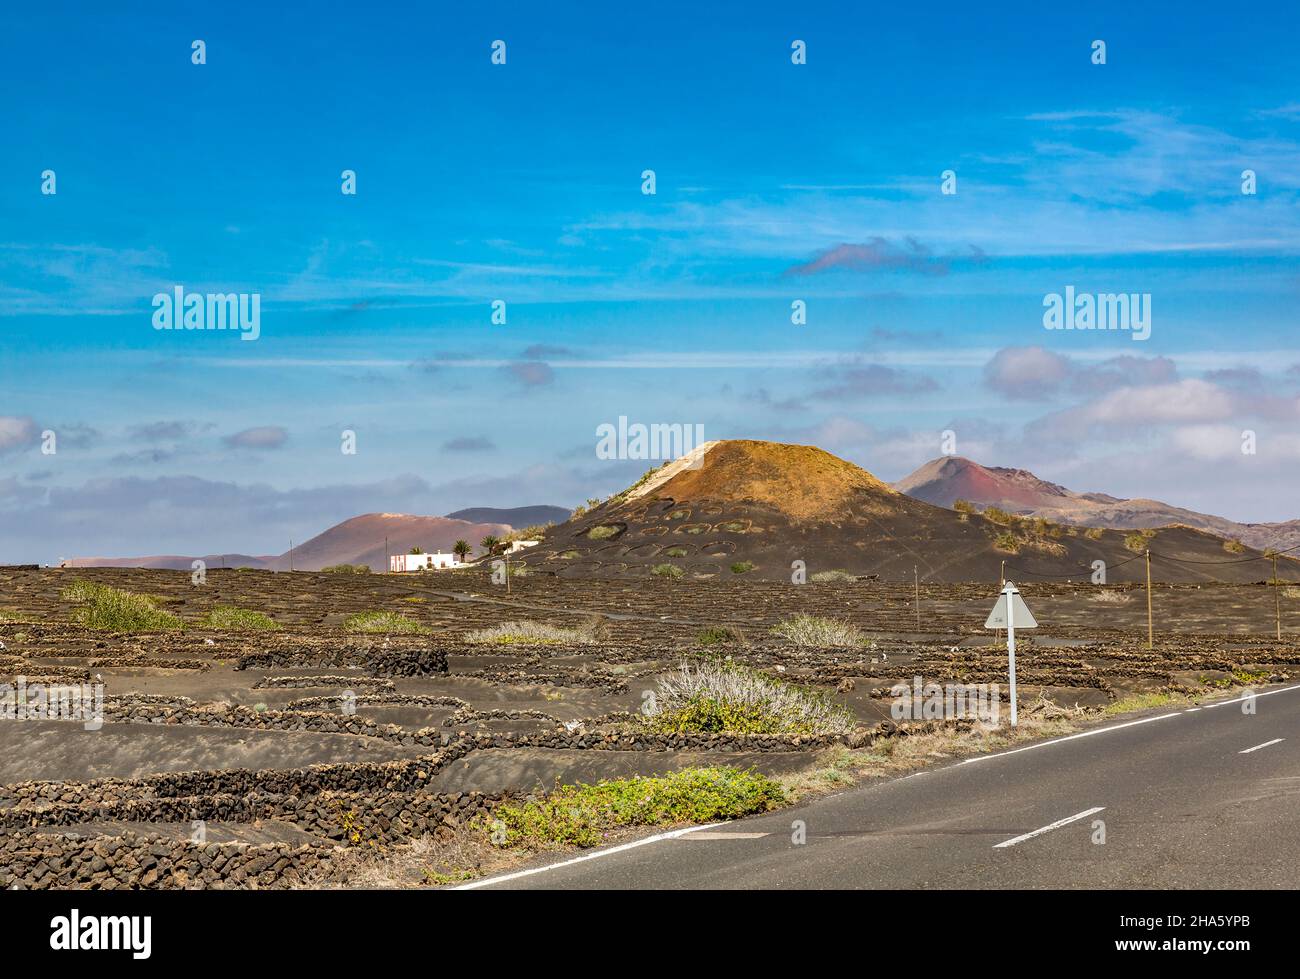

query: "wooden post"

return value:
[384, 537, 389, 574]
[1275, 553, 1282, 641]
[289, 540, 294, 573]
[913, 566, 920, 631]
[1145, 549, 1153, 650]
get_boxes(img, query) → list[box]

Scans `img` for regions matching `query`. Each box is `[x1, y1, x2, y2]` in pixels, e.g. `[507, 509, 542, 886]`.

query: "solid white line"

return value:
[1201, 683, 1300, 710]
[1239, 738, 1285, 754]
[1184, 708, 1202, 713]
[958, 712, 1181, 765]
[993, 807, 1105, 849]
[453, 822, 726, 890]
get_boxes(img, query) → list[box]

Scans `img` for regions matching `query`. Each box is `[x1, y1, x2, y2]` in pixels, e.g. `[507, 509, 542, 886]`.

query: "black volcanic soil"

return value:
[2, 564, 1298, 886]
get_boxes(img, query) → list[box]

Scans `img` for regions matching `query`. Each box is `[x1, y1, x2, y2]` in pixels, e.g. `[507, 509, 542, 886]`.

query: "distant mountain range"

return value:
[894, 456, 1300, 552]
[527, 440, 1296, 583]
[68, 505, 570, 572]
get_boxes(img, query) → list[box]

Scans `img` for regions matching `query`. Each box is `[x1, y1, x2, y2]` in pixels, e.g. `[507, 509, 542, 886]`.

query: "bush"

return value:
[810, 569, 856, 583]
[664, 547, 687, 557]
[992, 532, 1020, 554]
[771, 614, 865, 648]
[323, 563, 371, 574]
[953, 499, 974, 513]
[587, 526, 620, 540]
[488, 767, 785, 849]
[62, 581, 184, 633]
[465, 619, 598, 646]
[696, 626, 743, 646]
[202, 605, 281, 631]
[645, 660, 855, 737]
[729, 561, 755, 574]
[651, 563, 684, 579]
[1124, 530, 1155, 553]
[343, 611, 429, 634]
[1083, 527, 1104, 540]
[983, 506, 1013, 525]
[1223, 539, 1246, 554]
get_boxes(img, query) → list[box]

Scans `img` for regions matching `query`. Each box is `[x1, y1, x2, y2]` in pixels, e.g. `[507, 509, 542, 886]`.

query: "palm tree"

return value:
[480, 535, 501, 556]
[409, 546, 424, 555]
[452, 539, 471, 563]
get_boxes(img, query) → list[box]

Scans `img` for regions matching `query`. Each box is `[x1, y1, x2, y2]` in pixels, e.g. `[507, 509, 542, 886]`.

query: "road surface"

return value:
[465, 684, 1300, 889]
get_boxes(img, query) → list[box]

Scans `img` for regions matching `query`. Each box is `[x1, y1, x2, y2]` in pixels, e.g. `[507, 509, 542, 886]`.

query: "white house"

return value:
[389, 552, 461, 573]
[504, 539, 541, 555]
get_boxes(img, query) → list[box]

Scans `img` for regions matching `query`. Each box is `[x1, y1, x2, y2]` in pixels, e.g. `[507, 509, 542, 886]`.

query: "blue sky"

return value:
[3, 1, 1300, 563]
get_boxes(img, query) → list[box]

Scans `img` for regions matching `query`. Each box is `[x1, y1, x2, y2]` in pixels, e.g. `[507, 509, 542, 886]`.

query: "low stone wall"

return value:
[235, 645, 448, 676]
[1, 831, 338, 890]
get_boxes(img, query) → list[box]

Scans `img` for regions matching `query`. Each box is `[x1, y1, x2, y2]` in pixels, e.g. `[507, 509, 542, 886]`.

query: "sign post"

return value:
[984, 581, 1037, 727]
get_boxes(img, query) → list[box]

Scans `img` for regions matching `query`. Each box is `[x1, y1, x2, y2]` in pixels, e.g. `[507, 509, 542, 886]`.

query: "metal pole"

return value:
[384, 537, 389, 574]
[1145, 549, 1153, 650]
[289, 540, 294, 573]
[1006, 582, 1018, 727]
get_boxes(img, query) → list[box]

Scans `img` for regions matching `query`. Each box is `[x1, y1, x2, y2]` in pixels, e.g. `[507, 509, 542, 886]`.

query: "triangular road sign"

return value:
[985, 588, 1037, 629]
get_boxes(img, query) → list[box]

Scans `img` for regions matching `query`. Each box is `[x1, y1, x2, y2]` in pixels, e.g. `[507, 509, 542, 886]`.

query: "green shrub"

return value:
[202, 605, 281, 631]
[1083, 527, 1104, 540]
[1223, 539, 1246, 554]
[771, 614, 865, 648]
[953, 499, 974, 513]
[343, 611, 429, 634]
[62, 581, 184, 633]
[587, 526, 620, 540]
[1124, 530, 1155, 553]
[322, 563, 371, 574]
[651, 563, 684, 579]
[992, 532, 1020, 553]
[489, 767, 785, 848]
[644, 661, 855, 737]
[664, 547, 687, 558]
[729, 561, 754, 574]
[696, 626, 742, 646]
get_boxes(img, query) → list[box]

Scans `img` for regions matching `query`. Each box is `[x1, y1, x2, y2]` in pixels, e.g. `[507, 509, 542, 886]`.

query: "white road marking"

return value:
[1201, 683, 1300, 709]
[958, 712, 1181, 765]
[993, 807, 1105, 849]
[1184, 708, 1202, 713]
[454, 822, 726, 889]
[1239, 738, 1285, 754]
[681, 831, 769, 840]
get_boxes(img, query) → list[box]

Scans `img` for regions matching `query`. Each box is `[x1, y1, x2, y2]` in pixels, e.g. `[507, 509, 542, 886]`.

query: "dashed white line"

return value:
[993, 807, 1106, 849]
[454, 822, 726, 889]
[1240, 738, 1285, 754]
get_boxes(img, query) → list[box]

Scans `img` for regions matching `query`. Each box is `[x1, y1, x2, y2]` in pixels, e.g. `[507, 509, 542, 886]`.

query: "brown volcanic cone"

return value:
[526, 440, 1299, 585]
[626, 439, 902, 521]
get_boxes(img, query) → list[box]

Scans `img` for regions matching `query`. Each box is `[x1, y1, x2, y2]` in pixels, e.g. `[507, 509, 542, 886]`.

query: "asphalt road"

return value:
[466, 684, 1300, 889]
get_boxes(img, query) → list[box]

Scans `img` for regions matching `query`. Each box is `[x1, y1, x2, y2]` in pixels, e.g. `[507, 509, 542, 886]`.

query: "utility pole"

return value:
[505, 547, 511, 594]
[1145, 549, 1153, 650]
[289, 540, 294, 573]
[913, 566, 920, 631]
[384, 537, 389, 575]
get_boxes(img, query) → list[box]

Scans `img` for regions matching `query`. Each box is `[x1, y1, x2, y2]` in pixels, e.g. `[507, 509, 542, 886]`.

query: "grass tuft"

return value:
[62, 580, 184, 633]
[343, 610, 429, 634]
[771, 613, 865, 648]
[202, 605, 281, 631]
[465, 619, 599, 646]
[644, 660, 855, 737]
